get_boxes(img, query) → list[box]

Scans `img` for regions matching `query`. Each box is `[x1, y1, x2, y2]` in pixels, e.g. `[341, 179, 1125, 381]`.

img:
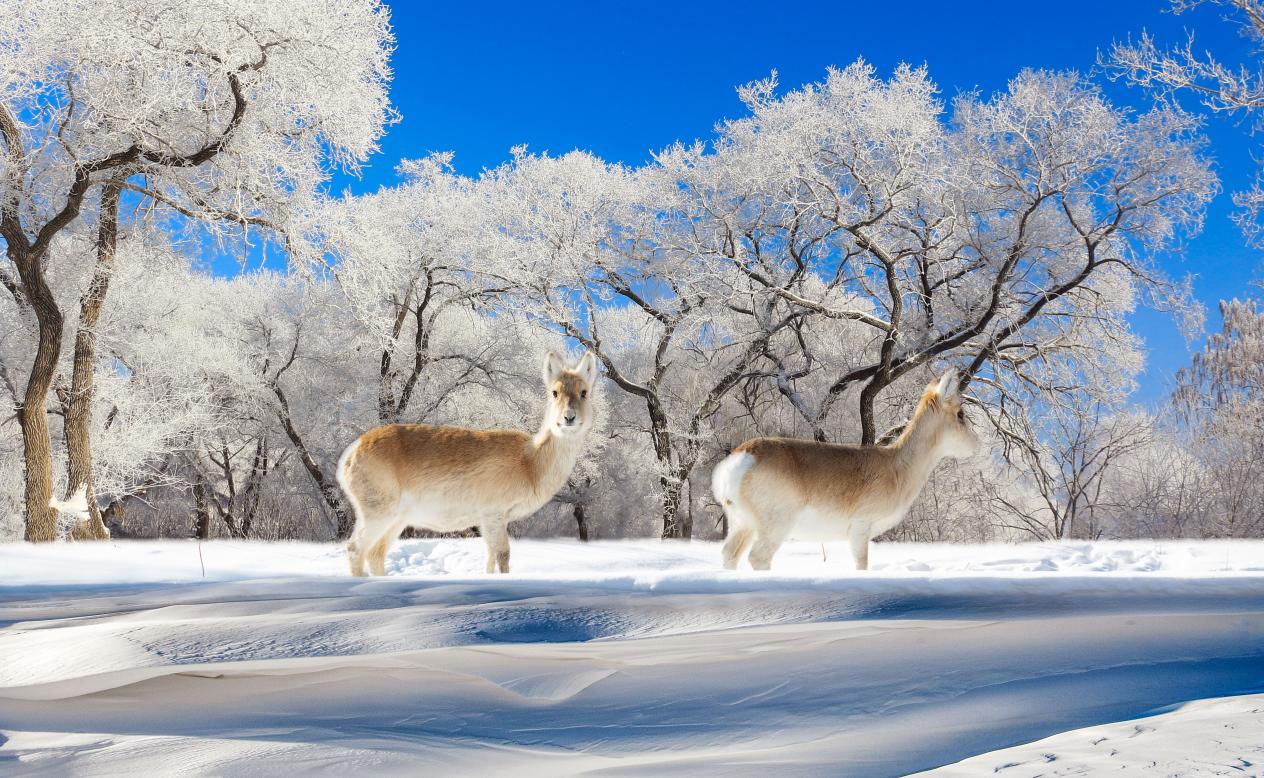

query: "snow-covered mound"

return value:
[916, 692, 1264, 776]
[1, 539, 1262, 776]
[3, 537, 1261, 586]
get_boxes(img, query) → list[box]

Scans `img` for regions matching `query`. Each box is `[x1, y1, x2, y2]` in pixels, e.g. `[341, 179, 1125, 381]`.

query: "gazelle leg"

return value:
[849, 526, 870, 571]
[747, 523, 791, 571]
[346, 516, 385, 577]
[344, 506, 374, 577]
[346, 529, 367, 577]
[721, 525, 754, 570]
[342, 468, 398, 577]
[482, 522, 511, 574]
[354, 519, 398, 577]
[368, 524, 399, 576]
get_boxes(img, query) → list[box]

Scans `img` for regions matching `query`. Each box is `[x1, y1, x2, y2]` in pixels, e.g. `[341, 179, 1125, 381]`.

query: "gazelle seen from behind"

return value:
[338, 351, 598, 576]
[712, 371, 979, 572]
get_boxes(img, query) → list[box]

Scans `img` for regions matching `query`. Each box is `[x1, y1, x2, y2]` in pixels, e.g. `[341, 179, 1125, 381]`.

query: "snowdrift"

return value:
[1, 539, 1262, 776]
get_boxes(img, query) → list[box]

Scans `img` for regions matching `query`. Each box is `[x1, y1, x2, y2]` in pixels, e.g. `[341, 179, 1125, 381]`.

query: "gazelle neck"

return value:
[530, 421, 587, 495]
[890, 407, 948, 488]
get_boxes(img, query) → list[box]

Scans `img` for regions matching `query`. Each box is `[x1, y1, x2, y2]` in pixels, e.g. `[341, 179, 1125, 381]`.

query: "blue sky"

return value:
[331, 0, 1262, 403]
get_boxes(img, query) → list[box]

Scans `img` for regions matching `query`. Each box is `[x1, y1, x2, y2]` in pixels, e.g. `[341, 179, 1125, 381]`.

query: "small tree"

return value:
[1176, 296, 1264, 536]
[987, 404, 1152, 540]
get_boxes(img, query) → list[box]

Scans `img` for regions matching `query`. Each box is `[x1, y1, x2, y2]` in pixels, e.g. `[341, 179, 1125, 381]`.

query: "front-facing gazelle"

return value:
[712, 371, 979, 572]
[338, 351, 598, 576]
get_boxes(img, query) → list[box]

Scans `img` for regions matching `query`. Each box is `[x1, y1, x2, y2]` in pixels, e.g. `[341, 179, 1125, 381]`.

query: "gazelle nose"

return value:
[564, 412, 577, 424]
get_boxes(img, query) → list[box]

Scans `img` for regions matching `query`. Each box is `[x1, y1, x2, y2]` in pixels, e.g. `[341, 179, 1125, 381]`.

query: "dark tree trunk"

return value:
[659, 475, 689, 539]
[272, 380, 352, 539]
[573, 500, 589, 542]
[12, 246, 63, 542]
[193, 477, 212, 540]
[858, 379, 882, 446]
[686, 476, 694, 538]
[64, 179, 122, 540]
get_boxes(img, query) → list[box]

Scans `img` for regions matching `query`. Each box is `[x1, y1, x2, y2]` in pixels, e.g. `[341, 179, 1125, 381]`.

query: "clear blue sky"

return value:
[331, 0, 1262, 404]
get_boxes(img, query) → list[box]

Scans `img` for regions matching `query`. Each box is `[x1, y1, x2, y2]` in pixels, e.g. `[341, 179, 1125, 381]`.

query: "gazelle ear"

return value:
[576, 351, 599, 386]
[543, 351, 566, 385]
[935, 370, 959, 400]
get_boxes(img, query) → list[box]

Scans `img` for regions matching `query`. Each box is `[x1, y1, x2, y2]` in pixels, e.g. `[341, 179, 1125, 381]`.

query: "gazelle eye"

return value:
[957, 409, 965, 421]
[581, 390, 588, 398]
[552, 390, 558, 398]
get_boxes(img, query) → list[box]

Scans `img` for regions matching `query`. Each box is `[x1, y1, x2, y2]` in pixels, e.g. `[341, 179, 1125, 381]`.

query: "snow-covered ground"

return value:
[1, 538, 1262, 776]
[917, 692, 1264, 776]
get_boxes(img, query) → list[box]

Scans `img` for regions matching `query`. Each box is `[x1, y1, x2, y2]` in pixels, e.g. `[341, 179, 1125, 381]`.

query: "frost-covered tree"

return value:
[0, 0, 394, 540]
[485, 150, 802, 538]
[881, 457, 1007, 543]
[312, 154, 514, 426]
[1046, 295, 1263, 540]
[1106, 421, 1210, 538]
[1179, 297, 1264, 418]
[459, 64, 1214, 539]
[1109, 0, 1264, 243]
[669, 64, 1214, 454]
[987, 405, 1152, 540]
[83, 267, 363, 541]
[1175, 295, 1264, 536]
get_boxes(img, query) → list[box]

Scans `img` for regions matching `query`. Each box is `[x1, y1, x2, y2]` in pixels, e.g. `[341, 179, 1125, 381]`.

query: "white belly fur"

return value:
[787, 507, 854, 541]
[396, 491, 494, 532]
[787, 506, 905, 541]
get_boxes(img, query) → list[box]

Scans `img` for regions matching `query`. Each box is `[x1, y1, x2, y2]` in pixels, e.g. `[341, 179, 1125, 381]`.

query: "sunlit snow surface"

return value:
[1, 539, 1262, 776]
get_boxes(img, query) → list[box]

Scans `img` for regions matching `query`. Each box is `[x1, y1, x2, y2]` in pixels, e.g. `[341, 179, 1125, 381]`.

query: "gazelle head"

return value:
[919, 370, 980, 458]
[543, 351, 599, 436]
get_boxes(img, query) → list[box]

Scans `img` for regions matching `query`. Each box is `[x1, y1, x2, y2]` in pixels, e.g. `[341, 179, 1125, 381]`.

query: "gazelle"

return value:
[337, 351, 598, 576]
[712, 371, 979, 572]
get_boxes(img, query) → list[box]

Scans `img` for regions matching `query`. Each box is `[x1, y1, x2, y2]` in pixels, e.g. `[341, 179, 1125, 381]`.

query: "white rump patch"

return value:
[334, 439, 360, 492]
[711, 451, 756, 509]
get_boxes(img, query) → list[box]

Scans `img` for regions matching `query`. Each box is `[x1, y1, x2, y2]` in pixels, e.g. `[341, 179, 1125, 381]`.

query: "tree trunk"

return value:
[573, 499, 589, 542]
[1060, 507, 1075, 541]
[659, 475, 689, 539]
[685, 476, 694, 539]
[64, 180, 122, 540]
[193, 476, 212, 540]
[273, 381, 352, 538]
[644, 400, 690, 539]
[858, 380, 882, 446]
[12, 247, 63, 542]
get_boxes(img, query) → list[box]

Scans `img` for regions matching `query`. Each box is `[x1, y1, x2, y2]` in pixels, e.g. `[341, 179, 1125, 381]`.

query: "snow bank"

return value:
[917, 692, 1264, 776]
[2, 536, 1261, 587]
[1, 539, 1262, 776]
